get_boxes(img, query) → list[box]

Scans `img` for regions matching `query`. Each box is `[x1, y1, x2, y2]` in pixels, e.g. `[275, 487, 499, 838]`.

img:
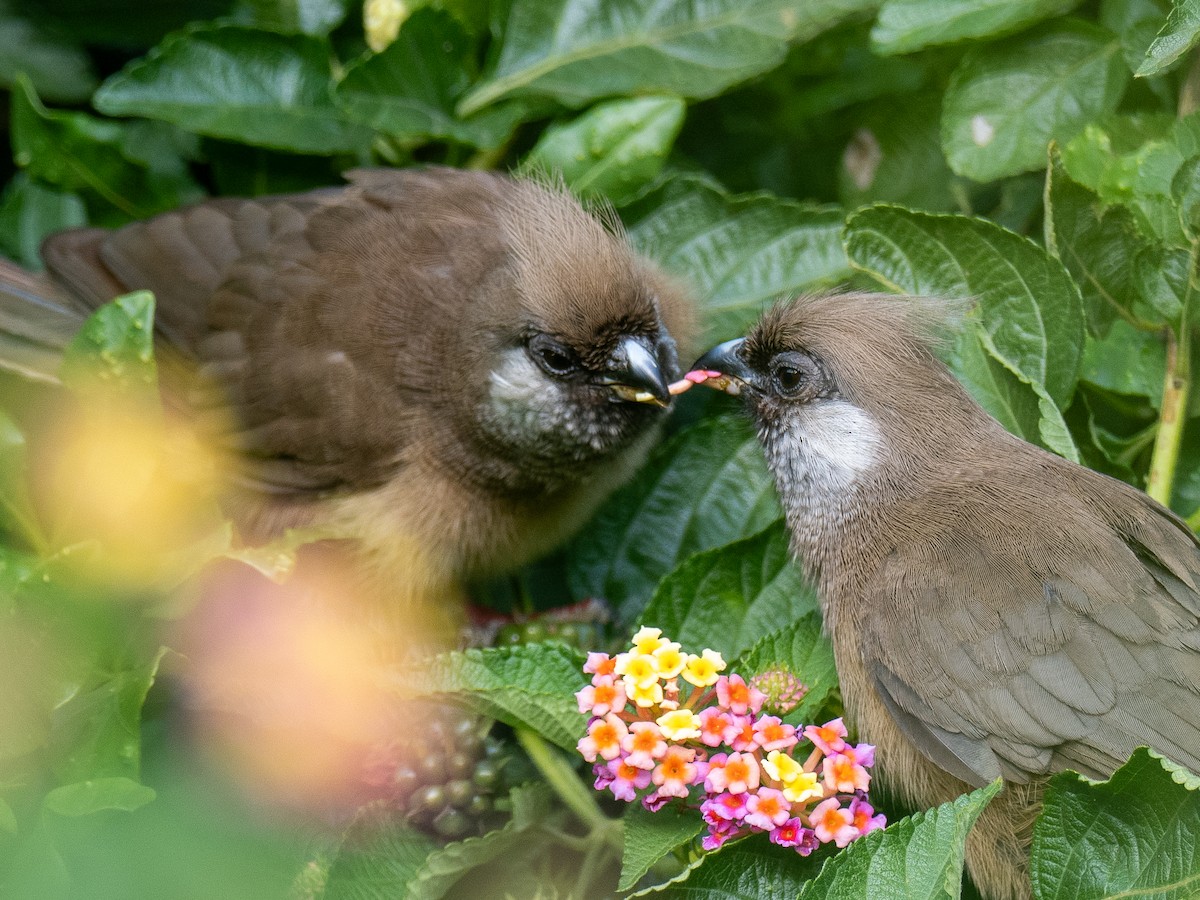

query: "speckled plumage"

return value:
[707, 292, 1200, 900]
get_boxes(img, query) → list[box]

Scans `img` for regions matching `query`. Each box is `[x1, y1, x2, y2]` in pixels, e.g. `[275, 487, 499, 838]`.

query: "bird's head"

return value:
[455, 179, 691, 491]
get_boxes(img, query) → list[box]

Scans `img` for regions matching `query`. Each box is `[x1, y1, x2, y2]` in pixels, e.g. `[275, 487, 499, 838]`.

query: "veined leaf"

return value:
[234, 0, 352, 35]
[619, 805, 705, 892]
[871, 0, 1079, 55]
[633, 832, 825, 897]
[1137, 0, 1200, 76]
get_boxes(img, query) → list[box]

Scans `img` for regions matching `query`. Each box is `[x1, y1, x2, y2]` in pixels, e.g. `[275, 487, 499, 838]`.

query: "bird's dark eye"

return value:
[770, 351, 817, 397]
[528, 334, 579, 377]
[775, 365, 804, 394]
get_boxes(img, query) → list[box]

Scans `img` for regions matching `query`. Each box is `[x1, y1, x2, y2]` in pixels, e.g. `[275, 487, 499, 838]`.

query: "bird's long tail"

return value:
[0, 259, 87, 384]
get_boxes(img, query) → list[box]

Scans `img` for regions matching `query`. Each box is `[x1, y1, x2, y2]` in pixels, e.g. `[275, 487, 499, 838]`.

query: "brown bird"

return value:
[695, 292, 1200, 900]
[0, 167, 692, 634]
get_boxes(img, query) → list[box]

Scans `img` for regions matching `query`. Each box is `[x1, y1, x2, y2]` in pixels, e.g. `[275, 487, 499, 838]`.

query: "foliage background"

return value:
[2, 0, 1200, 897]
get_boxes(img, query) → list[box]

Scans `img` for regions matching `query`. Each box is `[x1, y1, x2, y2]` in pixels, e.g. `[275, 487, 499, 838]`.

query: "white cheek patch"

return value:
[799, 400, 885, 484]
[489, 348, 555, 406]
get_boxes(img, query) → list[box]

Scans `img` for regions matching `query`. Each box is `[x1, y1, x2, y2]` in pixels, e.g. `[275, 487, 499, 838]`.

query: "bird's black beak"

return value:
[602, 337, 671, 406]
[692, 338, 754, 395]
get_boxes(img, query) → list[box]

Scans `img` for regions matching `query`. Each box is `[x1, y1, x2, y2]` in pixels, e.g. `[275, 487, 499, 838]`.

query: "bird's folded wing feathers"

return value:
[862, 477, 1200, 786]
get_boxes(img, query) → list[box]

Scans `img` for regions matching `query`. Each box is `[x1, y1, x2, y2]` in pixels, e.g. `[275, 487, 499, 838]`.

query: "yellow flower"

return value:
[681, 648, 725, 687]
[627, 679, 664, 708]
[654, 642, 687, 679]
[655, 709, 702, 741]
[761, 749, 802, 783]
[630, 626, 667, 656]
[617, 652, 660, 688]
[782, 771, 822, 804]
[363, 0, 409, 52]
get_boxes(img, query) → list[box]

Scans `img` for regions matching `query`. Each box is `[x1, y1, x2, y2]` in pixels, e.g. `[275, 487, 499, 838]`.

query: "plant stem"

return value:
[1146, 245, 1196, 507]
[515, 726, 615, 841]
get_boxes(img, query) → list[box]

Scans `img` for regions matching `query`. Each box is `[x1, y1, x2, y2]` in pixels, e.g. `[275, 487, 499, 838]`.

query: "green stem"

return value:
[1146, 246, 1195, 507]
[515, 726, 614, 840]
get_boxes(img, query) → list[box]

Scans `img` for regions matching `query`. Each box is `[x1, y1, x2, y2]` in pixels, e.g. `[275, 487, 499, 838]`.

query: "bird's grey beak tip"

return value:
[605, 337, 671, 406]
[690, 338, 752, 394]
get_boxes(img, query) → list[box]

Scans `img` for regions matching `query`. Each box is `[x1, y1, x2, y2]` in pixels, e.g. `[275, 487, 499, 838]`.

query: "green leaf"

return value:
[942, 20, 1128, 182]
[871, 0, 1079, 55]
[566, 415, 780, 624]
[1172, 154, 1200, 238]
[0, 174, 87, 270]
[1045, 149, 1153, 335]
[623, 175, 851, 344]
[524, 96, 686, 204]
[636, 832, 824, 897]
[733, 614, 837, 726]
[42, 778, 156, 817]
[234, 0, 351, 34]
[95, 25, 373, 154]
[1032, 747, 1200, 899]
[401, 644, 587, 751]
[59, 292, 157, 394]
[0, 409, 45, 548]
[0, 797, 16, 834]
[1137, 0, 1200, 76]
[0, 0, 96, 103]
[10, 76, 201, 223]
[335, 9, 526, 150]
[460, 0, 877, 114]
[619, 805, 705, 892]
[1102, 0, 1175, 72]
[845, 205, 1084, 459]
[1080, 319, 1166, 406]
[638, 522, 816, 662]
[795, 781, 1001, 899]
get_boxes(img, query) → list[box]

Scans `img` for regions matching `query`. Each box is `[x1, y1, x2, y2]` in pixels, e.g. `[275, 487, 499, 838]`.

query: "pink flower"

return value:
[607, 757, 652, 802]
[700, 792, 749, 824]
[697, 707, 739, 748]
[744, 787, 791, 831]
[652, 745, 699, 798]
[811, 798, 858, 847]
[577, 712, 628, 762]
[575, 675, 626, 717]
[715, 674, 766, 716]
[803, 718, 848, 756]
[849, 797, 886, 836]
[701, 818, 743, 851]
[752, 715, 798, 752]
[728, 715, 757, 752]
[823, 750, 871, 794]
[642, 792, 669, 812]
[584, 652, 616, 676]
[704, 752, 760, 795]
[770, 818, 818, 854]
[846, 742, 875, 767]
[623, 721, 668, 769]
[593, 763, 615, 792]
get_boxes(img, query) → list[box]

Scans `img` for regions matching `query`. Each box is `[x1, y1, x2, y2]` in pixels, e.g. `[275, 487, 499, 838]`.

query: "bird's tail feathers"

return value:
[0, 258, 85, 384]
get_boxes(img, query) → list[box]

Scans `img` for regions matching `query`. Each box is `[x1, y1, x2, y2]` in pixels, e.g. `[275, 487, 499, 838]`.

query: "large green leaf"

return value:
[10, 76, 200, 223]
[845, 204, 1084, 459]
[95, 25, 373, 154]
[42, 778, 156, 817]
[335, 9, 526, 150]
[733, 615, 837, 727]
[234, 0, 352, 34]
[566, 415, 780, 624]
[619, 805, 705, 892]
[871, 0, 1079, 55]
[459, 0, 877, 113]
[398, 644, 587, 751]
[1102, 0, 1175, 72]
[524, 96, 685, 204]
[59, 292, 157, 394]
[1079, 319, 1166, 406]
[637, 521, 815, 662]
[0, 0, 95, 103]
[942, 20, 1127, 182]
[0, 174, 87, 270]
[1031, 748, 1200, 899]
[635, 832, 824, 897]
[623, 175, 851, 344]
[1137, 0, 1200, 76]
[795, 782, 1001, 899]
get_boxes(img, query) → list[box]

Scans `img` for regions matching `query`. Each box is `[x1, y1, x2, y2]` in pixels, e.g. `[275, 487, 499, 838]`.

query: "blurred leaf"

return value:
[0, 798, 16, 834]
[1045, 150, 1153, 335]
[1031, 748, 1200, 899]
[0, 175, 87, 270]
[845, 205, 1085, 458]
[1137, 0, 1200, 76]
[838, 94, 959, 212]
[8, 0, 235, 50]
[1172, 154, 1200, 238]
[566, 415, 780, 624]
[1080, 319, 1166, 406]
[95, 25, 373, 154]
[1171, 422, 1200, 516]
[871, 0, 1079, 55]
[10, 76, 201, 223]
[0, 410, 44, 548]
[42, 778, 156, 816]
[636, 832, 824, 896]
[637, 521, 815, 661]
[1134, 243, 1191, 323]
[1102, 0, 1173, 72]
[401, 644, 586, 751]
[942, 20, 1127, 182]
[524, 96, 685, 204]
[623, 175, 851, 343]
[795, 781, 1001, 899]
[460, 0, 877, 113]
[0, 0, 95, 102]
[336, 8, 526, 150]
[234, 0, 351, 34]
[619, 804, 705, 892]
[59, 292, 157, 395]
[733, 614, 837, 727]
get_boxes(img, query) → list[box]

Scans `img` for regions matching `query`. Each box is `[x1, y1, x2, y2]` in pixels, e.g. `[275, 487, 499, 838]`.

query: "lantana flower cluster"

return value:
[576, 628, 884, 854]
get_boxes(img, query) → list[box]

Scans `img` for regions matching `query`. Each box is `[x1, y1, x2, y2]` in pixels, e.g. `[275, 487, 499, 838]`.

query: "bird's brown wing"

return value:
[859, 465, 1200, 787]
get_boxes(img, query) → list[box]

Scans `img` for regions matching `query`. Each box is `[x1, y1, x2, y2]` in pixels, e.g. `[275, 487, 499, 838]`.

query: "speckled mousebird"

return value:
[0, 167, 693, 622]
[695, 291, 1200, 900]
